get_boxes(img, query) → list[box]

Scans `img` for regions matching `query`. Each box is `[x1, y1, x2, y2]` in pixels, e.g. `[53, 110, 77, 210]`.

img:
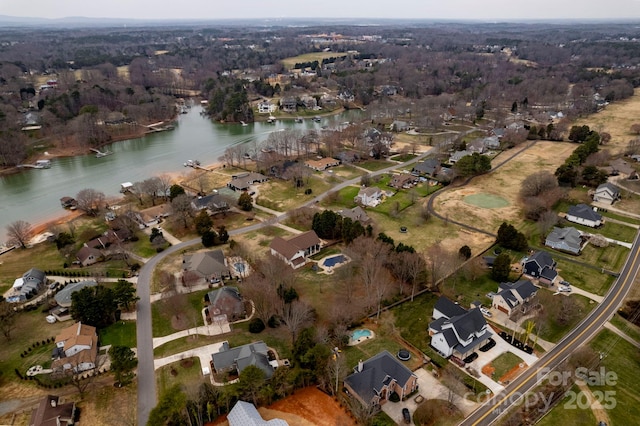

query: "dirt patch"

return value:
[499, 362, 528, 384]
[171, 313, 190, 330]
[210, 387, 356, 426]
[481, 364, 495, 377]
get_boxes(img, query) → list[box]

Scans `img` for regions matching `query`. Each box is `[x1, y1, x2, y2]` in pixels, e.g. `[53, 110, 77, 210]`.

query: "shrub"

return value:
[248, 318, 265, 333]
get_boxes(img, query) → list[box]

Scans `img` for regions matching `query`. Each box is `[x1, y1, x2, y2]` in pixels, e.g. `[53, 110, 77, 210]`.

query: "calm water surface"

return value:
[0, 106, 359, 242]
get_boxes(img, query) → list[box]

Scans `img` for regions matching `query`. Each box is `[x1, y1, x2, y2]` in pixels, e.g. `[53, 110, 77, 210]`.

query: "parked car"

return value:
[480, 307, 493, 318]
[560, 280, 571, 286]
[486, 292, 497, 299]
[463, 352, 478, 363]
[402, 408, 411, 424]
[559, 285, 572, 293]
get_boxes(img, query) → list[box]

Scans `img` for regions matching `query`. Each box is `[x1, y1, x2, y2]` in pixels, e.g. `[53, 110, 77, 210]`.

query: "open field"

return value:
[574, 88, 640, 154]
[433, 141, 577, 234]
[281, 52, 348, 70]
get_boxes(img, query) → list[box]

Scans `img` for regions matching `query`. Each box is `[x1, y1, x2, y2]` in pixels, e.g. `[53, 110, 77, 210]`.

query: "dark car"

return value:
[402, 408, 411, 424]
[463, 352, 479, 364]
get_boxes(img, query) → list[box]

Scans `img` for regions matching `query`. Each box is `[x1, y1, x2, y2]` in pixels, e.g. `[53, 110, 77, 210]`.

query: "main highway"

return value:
[461, 230, 640, 425]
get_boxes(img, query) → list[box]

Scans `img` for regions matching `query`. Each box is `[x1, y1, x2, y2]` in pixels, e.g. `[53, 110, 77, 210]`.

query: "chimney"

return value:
[357, 359, 363, 373]
[50, 398, 57, 407]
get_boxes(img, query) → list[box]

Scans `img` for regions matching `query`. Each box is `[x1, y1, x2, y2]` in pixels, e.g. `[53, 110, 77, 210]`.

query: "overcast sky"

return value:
[3, 0, 640, 21]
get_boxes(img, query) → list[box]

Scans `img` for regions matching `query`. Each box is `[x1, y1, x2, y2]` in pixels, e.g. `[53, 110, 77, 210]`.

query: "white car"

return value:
[480, 307, 492, 318]
[559, 285, 572, 293]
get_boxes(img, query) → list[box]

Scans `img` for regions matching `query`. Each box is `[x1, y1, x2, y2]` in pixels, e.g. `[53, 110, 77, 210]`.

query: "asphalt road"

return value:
[461, 230, 640, 425]
[135, 149, 436, 425]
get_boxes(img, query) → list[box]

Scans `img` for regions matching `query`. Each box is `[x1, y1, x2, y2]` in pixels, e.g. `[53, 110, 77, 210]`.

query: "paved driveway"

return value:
[382, 368, 479, 425]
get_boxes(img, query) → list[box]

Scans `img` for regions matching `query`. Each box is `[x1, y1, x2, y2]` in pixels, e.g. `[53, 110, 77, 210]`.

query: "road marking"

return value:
[471, 237, 640, 425]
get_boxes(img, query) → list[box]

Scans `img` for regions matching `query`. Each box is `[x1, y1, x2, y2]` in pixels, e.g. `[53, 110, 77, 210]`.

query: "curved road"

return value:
[136, 149, 436, 425]
[461, 230, 640, 425]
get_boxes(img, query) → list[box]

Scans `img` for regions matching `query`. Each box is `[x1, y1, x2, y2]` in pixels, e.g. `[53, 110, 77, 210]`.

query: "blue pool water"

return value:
[234, 262, 246, 273]
[322, 254, 346, 268]
[351, 329, 372, 340]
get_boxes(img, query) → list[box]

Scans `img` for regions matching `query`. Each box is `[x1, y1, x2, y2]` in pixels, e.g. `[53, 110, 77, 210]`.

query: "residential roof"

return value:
[526, 251, 555, 270]
[54, 280, 98, 308]
[498, 280, 538, 301]
[546, 227, 582, 252]
[269, 230, 321, 260]
[205, 287, 244, 319]
[540, 266, 558, 282]
[183, 250, 228, 278]
[30, 395, 75, 426]
[304, 157, 340, 170]
[337, 206, 370, 223]
[212, 341, 274, 378]
[344, 350, 415, 405]
[447, 308, 487, 341]
[192, 193, 228, 210]
[434, 296, 467, 319]
[24, 268, 46, 283]
[567, 204, 602, 222]
[76, 246, 102, 263]
[596, 182, 620, 196]
[55, 322, 97, 347]
[412, 158, 440, 175]
[357, 186, 382, 198]
[227, 400, 288, 426]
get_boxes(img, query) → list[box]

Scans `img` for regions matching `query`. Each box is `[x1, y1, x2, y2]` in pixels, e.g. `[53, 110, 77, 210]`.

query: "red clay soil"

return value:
[499, 363, 528, 384]
[208, 387, 356, 426]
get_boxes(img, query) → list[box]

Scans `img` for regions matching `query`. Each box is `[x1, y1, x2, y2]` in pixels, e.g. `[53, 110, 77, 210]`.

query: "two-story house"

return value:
[429, 297, 492, 359]
[269, 230, 322, 269]
[354, 186, 384, 207]
[492, 280, 538, 317]
[522, 250, 558, 287]
[52, 322, 98, 373]
[343, 350, 418, 407]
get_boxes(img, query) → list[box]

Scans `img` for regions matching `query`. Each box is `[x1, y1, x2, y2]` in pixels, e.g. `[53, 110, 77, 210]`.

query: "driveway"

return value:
[382, 368, 479, 425]
[154, 341, 226, 374]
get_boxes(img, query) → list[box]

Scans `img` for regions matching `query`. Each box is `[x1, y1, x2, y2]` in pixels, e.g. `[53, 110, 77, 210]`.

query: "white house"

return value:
[593, 183, 621, 205]
[257, 101, 277, 114]
[429, 297, 492, 359]
[354, 186, 384, 207]
[566, 204, 603, 228]
[52, 322, 98, 373]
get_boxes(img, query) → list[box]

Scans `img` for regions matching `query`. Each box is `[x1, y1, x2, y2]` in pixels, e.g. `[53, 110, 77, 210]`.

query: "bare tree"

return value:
[282, 300, 314, 343]
[171, 194, 194, 228]
[242, 275, 280, 326]
[519, 171, 558, 199]
[75, 188, 105, 216]
[0, 300, 16, 341]
[156, 174, 173, 202]
[6, 220, 33, 248]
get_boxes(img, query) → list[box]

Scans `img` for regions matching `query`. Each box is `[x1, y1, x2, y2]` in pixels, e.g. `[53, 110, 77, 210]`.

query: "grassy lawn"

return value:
[156, 357, 207, 396]
[489, 352, 523, 381]
[588, 328, 640, 426]
[600, 210, 640, 225]
[0, 243, 66, 290]
[390, 153, 418, 162]
[609, 313, 640, 345]
[151, 300, 176, 337]
[343, 334, 408, 370]
[281, 52, 348, 70]
[154, 335, 222, 358]
[441, 273, 502, 309]
[573, 244, 628, 274]
[536, 384, 597, 426]
[331, 164, 366, 180]
[320, 185, 360, 209]
[128, 230, 170, 258]
[554, 257, 615, 296]
[358, 159, 394, 171]
[390, 292, 443, 362]
[256, 175, 332, 211]
[536, 293, 595, 343]
[98, 321, 137, 348]
[151, 289, 209, 337]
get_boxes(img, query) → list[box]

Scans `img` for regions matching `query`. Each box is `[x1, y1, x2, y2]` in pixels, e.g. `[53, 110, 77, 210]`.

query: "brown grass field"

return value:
[574, 88, 640, 154]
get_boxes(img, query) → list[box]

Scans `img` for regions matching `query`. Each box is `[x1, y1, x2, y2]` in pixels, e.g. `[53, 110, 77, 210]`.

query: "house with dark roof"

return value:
[183, 249, 229, 282]
[52, 322, 98, 373]
[522, 251, 558, 287]
[566, 204, 603, 228]
[54, 280, 98, 308]
[227, 400, 288, 426]
[227, 172, 269, 191]
[428, 297, 492, 359]
[7, 268, 47, 303]
[343, 351, 418, 407]
[389, 174, 418, 189]
[269, 230, 321, 269]
[337, 206, 370, 224]
[449, 150, 472, 164]
[602, 158, 639, 180]
[76, 246, 103, 267]
[432, 296, 467, 321]
[545, 227, 583, 255]
[30, 395, 76, 426]
[491, 280, 538, 317]
[354, 186, 384, 207]
[412, 158, 441, 177]
[593, 183, 621, 205]
[204, 287, 246, 323]
[191, 192, 228, 213]
[211, 341, 276, 379]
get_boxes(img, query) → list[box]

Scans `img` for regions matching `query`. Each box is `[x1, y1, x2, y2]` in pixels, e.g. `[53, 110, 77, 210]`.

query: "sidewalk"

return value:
[604, 322, 640, 349]
[153, 341, 226, 373]
[152, 322, 231, 349]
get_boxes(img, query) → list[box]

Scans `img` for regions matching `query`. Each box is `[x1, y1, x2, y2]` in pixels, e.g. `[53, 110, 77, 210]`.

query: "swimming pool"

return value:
[234, 262, 246, 273]
[351, 329, 372, 340]
[322, 254, 346, 268]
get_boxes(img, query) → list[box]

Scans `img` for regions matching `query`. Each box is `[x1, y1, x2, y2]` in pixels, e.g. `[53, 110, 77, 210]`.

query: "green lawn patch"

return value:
[357, 159, 394, 171]
[390, 292, 443, 361]
[588, 328, 640, 426]
[600, 210, 640, 225]
[0, 243, 66, 289]
[343, 335, 407, 370]
[463, 193, 510, 209]
[154, 335, 221, 358]
[609, 313, 640, 345]
[536, 384, 597, 426]
[536, 293, 595, 343]
[554, 258, 615, 296]
[489, 352, 523, 381]
[256, 175, 332, 211]
[156, 357, 207, 396]
[151, 299, 176, 337]
[98, 320, 137, 348]
[390, 153, 418, 162]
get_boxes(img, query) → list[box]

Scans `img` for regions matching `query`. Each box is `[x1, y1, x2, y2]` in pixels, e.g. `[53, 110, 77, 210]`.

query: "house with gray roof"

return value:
[449, 150, 472, 164]
[354, 186, 384, 207]
[227, 400, 288, 426]
[269, 230, 321, 269]
[492, 280, 538, 317]
[183, 249, 229, 282]
[593, 183, 621, 205]
[545, 227, 583, 255]
[227, 172, 268, 191]
[412, 158, 441, 177]
[204, 286, 246, 323]
[55, 280, 98, 308]
[191, 192, 229, 213]
[429, 297, 492, 359]
[343, 350, 418, 407]
[211, 341, 275, 379]
[337, 206, 370, 224]
[7, 268, 47, 303]
[566, 204, 603, 228]
[433, 296, 467, 321]
[522, 251, 558, 287]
